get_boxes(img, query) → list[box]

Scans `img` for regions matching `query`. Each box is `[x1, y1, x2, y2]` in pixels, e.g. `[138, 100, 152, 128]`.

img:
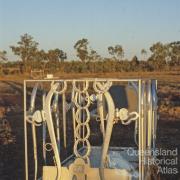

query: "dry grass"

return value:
[0, 71, 179, 179]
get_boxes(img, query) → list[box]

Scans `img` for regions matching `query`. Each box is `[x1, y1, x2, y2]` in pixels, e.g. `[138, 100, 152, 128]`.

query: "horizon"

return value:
[0, 0, 180, 61]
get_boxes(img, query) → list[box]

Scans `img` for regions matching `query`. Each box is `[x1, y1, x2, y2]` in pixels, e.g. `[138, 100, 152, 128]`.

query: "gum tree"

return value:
[108, 45, 124, 61]
[10, 33, 39, 71]
[74, 38, 89, 62]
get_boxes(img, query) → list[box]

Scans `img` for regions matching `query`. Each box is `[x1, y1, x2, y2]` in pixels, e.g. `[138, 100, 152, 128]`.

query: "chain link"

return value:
[73, 81, 91, 162]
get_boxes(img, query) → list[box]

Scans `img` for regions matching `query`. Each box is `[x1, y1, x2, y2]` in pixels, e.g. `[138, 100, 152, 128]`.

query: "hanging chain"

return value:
[72, 81, 91, 164]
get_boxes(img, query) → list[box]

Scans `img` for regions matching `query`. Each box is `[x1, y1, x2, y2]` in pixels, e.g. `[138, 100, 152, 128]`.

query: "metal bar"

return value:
[44, 83, 62, 179]
[25, 79, 140, 83]
[147, 80, 152, 152]
[62, 92, 67, 148]
[98, 94, 105, 139]
[32, 122, 38, 180]
[152, 80, 158, 152]
[142, 81, 145, 179]
[24, 80, 28, 180]
[138, 80, 142, 180]
[71, 89, 76, 143]
[42, 92, 47, 164]
[53, 93, 61, 151]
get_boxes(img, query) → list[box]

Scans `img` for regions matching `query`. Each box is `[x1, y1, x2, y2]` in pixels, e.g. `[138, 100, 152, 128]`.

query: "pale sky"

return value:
[0, 0, 180, 61]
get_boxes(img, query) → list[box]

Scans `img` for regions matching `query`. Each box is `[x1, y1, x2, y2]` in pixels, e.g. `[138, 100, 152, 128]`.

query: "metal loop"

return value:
[74, 92, 91, 109]
[75, 108, 90, 124]
[53, 81, 67, 94]
[121, 112, 139, 125]
[96, 116, 101, 122]
[26, 115, 42, 126]
[73, 80, 89, 93]
[74, 139, 91, 159]
[44, 143, 53, 152]
[75, 123, 90, 140]
[93, 80, 112, 94]
[73, 84, 91, 161]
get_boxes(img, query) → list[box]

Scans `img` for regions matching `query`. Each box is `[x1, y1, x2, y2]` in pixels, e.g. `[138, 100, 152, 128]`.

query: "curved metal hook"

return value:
[97, 82, 115, 180]
[44, 83, 62, 180]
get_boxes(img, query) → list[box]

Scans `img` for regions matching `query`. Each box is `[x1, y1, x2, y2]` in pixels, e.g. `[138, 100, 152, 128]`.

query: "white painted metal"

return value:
[24, 78, 158, 180]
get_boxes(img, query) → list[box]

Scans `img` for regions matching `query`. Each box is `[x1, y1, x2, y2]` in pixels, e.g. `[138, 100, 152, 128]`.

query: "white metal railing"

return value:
[24, 78, 158, 180]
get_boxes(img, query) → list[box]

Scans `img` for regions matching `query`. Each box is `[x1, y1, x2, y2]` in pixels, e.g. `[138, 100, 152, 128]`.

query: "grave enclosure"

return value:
[24, 78, 158, 180]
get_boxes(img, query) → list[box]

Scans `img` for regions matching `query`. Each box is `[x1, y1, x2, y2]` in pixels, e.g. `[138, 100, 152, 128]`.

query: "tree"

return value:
[89, 49, 101, 61]
[0, 51, 7, 62]
[74, 38, 89, 62]
[149, 42, 167, 69]
[0, 50, 7, 75]
[108, 45, 124, 60]
[131, 56, 139, 65]
[108, 46, 115, 57]
[41, 49, 67, 73]
[129, 56, 139, 71]
[114, 45, 124, 60]
[149, 42, 168, 60]
[35, 49, 47, 61]
[10, 33, 38, 71]
[168, 41, 180, 66]
[139, 61, 151, 71]
[47, 48, 67, 62]
[31, 49, 47, 69]
[141, 49, 147, 60]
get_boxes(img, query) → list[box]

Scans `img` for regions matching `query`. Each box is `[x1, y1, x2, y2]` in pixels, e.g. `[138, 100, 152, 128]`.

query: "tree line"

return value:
[0, 33, 180, 74]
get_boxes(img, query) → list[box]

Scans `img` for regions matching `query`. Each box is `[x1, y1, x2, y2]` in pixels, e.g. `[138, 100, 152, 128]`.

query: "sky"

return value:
[0, 0, 180, 61]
